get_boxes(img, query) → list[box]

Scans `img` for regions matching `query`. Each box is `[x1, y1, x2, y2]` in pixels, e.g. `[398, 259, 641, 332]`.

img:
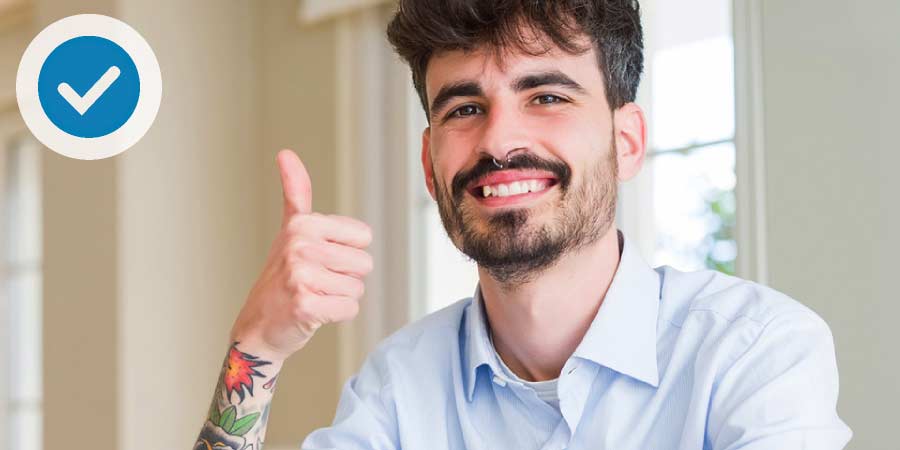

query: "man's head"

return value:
[387, 0, 647, 285]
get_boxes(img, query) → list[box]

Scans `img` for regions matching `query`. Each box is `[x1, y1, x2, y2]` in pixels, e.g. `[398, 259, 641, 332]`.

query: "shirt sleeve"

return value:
[707, 310, 853, 449]
[301, 348, 400, 450]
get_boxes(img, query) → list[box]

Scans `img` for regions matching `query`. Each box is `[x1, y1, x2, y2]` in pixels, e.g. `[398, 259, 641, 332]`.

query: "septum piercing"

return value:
[491, 148, 526, 169]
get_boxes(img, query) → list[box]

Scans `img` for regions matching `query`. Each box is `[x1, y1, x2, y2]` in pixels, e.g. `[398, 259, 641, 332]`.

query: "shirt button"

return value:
[492, 375, 507, 387]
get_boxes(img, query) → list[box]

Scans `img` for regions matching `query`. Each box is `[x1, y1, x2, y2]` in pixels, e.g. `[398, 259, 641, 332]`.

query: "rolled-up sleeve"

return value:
[302, 349, 400, 450]
[707, 311, 853, 449]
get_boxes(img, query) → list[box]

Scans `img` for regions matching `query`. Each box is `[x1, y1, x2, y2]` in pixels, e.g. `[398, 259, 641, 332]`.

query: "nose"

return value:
[476, 101, 532, 164]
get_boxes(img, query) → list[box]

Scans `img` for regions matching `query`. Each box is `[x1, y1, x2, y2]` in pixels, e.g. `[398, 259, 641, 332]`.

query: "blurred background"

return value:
[0, 0, 896, 449]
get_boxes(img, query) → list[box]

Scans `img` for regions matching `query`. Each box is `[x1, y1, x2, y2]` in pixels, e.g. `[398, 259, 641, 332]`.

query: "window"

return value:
[645, 0, 737, 275]
[1, 124, 43, 450]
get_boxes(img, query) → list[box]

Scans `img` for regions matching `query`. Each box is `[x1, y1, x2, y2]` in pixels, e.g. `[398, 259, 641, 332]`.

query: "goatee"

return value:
[433, 142, 618, 285]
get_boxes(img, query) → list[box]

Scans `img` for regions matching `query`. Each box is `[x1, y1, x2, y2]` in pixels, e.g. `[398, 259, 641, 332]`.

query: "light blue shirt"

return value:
[302, 232, 852, 449]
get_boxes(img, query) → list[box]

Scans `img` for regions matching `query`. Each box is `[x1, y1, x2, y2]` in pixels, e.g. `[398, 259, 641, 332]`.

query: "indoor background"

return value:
[0, 0, 896, 449]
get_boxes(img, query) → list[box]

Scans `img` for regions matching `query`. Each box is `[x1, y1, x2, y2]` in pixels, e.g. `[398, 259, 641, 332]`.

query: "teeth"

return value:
[480, 179, 551, 198]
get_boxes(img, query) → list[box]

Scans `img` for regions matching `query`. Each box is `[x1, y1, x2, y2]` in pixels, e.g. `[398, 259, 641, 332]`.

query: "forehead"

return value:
[424, 40, 604, 102]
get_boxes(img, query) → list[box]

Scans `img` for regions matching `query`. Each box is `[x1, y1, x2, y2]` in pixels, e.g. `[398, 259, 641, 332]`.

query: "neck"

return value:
[478, 227, 622, 382]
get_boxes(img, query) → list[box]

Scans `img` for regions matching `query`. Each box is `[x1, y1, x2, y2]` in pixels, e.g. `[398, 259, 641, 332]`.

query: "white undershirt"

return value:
[489, 333, 561, 412]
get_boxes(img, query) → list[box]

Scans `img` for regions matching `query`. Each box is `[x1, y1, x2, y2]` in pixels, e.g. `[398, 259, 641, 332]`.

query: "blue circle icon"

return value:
[37, 36, 140, 138]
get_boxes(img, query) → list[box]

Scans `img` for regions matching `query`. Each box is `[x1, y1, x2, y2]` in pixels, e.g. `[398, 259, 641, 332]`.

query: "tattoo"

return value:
[262, 375, 278, 392]
[195, 343, 277, 450]
[224, 344, 270, 403]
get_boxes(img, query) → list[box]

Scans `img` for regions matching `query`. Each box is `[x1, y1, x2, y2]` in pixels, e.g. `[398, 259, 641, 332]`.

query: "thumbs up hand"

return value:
[229, 149, 374, 361]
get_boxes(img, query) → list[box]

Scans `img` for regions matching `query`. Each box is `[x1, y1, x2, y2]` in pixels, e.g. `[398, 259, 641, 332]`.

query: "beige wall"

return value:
[36, 2, 119, 450]
[759, 1, 900, 448]
[0, 12, 33, 108]
[114, 1, 263, 449]
[33, 0, 342, 449]
[43, 154, 119, 450]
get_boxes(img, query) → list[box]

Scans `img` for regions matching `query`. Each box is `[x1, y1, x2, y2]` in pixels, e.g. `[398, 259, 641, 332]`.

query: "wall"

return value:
[114, 1, 263, 449]
[0, 7, 33, 108]
[34, 0, 343, 449]
[36, 2, 120, 449]
[759, 1, 900, 448]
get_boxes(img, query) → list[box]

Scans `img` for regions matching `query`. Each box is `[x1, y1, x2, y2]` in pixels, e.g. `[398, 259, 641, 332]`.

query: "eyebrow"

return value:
[429, 70, 589, 120]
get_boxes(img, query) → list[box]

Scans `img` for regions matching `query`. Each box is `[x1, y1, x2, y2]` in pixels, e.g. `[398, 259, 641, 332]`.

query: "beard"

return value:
[433, 139, 619, 285]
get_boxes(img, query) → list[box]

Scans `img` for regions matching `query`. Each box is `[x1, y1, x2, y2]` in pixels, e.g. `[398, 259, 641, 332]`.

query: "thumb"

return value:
[277, 149, 312, 221]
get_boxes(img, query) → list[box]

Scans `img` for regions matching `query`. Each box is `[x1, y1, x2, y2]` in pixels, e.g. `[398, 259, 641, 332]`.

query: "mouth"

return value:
[466, 170, 560, 207]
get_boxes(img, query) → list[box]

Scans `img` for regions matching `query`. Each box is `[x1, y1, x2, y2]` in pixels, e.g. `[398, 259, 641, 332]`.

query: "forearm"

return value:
[194, 342, 284, 450]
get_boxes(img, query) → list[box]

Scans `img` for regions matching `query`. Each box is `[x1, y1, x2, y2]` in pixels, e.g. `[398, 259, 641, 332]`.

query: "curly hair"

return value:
[386, 0, 644, 121]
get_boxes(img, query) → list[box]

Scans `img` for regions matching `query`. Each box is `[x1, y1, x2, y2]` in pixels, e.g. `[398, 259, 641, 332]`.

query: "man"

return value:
[194, 1, 852, 449]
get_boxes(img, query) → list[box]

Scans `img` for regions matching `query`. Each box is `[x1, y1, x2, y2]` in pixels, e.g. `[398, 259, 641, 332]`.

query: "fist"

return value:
[229, 149, 374, 360]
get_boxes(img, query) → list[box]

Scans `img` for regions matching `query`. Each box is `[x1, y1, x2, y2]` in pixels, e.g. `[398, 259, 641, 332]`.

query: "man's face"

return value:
[421, 36, 643, 284]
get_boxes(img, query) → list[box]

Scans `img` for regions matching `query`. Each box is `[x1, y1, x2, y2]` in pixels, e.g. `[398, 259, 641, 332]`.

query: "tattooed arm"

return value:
[195, 344, 283, 450]
[194, 150, 373, 450]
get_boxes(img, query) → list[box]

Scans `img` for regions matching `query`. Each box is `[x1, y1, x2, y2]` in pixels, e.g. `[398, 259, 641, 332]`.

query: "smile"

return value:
[478, 178, 555, 198]
[467, 176, 559, 208]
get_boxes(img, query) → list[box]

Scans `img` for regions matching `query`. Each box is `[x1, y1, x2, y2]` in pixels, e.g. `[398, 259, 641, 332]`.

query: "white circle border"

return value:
[15, 14, 162, 160]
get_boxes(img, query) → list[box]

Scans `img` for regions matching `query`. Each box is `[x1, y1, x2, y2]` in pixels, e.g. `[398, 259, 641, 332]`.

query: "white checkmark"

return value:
[57, 65, 121, 116]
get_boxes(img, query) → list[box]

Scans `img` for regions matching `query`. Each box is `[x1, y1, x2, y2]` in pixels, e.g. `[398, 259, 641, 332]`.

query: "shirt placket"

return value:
[557, 359, 598, 448]
[491, 371, 566, 449]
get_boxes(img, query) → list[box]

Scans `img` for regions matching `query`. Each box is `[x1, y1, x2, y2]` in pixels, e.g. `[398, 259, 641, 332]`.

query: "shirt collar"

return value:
[570, 230, 661, 387]
[461, 230, 661, 401]
[462, 281, 504, 402]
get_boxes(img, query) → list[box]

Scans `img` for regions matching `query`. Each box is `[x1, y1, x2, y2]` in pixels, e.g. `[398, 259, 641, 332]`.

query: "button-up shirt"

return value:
[302, 232, 852, 449]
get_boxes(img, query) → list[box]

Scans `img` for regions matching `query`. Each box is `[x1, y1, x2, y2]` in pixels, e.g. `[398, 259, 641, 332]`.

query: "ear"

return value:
[421, 127, 436, 201]
[612, 103, 647, 182]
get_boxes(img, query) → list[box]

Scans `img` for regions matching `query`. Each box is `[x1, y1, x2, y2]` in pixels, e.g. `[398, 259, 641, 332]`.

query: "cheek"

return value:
[531, 116, 602, 166]
[430, 129, 478, 185]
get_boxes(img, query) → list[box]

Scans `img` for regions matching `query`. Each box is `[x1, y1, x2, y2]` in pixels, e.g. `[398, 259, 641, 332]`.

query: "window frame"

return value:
[0, 107, 43, 450]
[620, 0, 768, 282]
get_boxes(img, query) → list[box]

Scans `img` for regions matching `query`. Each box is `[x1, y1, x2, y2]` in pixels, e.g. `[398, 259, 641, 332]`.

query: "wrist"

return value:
[226, 335, 290, 366]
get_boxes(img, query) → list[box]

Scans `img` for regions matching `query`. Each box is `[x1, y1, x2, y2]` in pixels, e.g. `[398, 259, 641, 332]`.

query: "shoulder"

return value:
[656, 266, 828, 331]
[362, 297, 471, 375]
[655, 267, 839, 388]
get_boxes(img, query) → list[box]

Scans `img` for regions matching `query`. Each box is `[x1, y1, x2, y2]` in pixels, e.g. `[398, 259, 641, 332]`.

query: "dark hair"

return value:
[386, 0, 644, 121]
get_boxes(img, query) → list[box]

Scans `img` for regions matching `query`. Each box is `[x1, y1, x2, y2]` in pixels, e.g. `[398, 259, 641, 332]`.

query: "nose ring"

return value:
[491, 148, 526, 169]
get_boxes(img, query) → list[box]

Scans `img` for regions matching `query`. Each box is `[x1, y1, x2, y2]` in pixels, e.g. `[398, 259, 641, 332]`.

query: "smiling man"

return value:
[193, 1, 851, 449]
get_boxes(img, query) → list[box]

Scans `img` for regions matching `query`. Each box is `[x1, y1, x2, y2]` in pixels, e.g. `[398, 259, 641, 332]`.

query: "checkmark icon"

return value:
[57, 65, 121, 115]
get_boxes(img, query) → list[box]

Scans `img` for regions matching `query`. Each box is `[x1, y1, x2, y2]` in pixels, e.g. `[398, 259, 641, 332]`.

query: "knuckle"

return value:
[291, 298, 316, 322]
[282, 239, 321, 267]
[284, 274, 304, 297]
[293, 240, 318, 260]
[289, 265, 313, 289]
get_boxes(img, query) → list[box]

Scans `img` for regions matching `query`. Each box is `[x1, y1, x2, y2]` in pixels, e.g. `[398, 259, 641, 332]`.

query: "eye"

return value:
[533, 94, 567, 105]
[448, 104, 483, 119]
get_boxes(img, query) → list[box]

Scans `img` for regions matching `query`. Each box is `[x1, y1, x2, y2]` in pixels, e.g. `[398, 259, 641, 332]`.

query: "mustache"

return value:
[451, 152, 571, 200]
